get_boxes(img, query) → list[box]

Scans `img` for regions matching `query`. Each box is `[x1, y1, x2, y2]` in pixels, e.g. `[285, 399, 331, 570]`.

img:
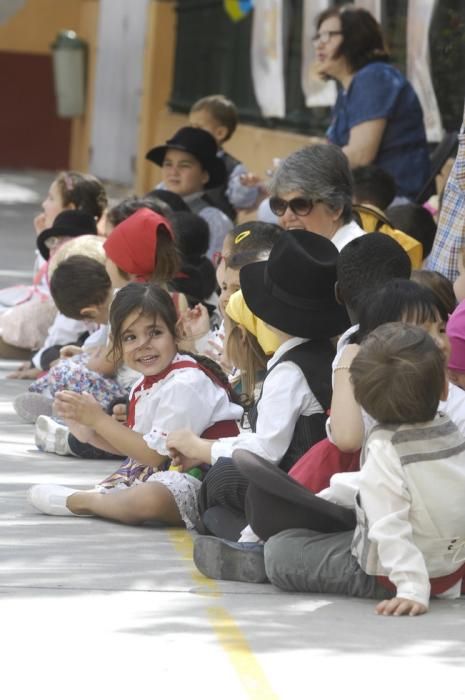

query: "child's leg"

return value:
[68, 482, 183, 526]
[264, 528, 385, 599]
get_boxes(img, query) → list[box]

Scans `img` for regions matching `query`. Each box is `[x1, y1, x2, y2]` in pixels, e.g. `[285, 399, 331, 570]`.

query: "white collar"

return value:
[267, 337, 309, 370]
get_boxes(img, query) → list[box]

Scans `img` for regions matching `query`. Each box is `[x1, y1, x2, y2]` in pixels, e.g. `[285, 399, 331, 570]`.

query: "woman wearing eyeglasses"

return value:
[269, 142, 365, 251]
[313, 5, 430, 202]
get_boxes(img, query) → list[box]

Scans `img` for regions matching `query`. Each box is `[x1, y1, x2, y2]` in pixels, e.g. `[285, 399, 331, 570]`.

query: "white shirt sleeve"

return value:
[358, 439, 431, 607]
[32, 313, 91, 368]
[143, 371, 235, 456]
[211, 361, 322, 465]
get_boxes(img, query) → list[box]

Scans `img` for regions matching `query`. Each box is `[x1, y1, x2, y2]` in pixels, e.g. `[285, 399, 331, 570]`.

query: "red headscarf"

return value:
[103, 207, 174, 281]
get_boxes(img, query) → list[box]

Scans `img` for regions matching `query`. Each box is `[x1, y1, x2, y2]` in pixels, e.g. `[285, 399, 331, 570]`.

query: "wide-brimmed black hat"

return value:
[145, 127, 227, 189]
[233, 449, 356, 540]
[37, 210, 97, 260]
[239, 229, 349, 339]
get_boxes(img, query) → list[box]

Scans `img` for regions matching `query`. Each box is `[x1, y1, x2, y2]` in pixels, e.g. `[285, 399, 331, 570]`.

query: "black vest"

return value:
[203, 151, 241, 222]
[248, 340, 335, 473]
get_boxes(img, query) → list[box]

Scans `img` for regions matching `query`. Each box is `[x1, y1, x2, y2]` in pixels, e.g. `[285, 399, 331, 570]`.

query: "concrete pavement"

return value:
[0, 170, 465, 700]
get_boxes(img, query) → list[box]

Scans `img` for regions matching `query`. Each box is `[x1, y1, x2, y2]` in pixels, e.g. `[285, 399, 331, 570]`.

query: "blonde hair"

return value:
[224, 312, 267, 405]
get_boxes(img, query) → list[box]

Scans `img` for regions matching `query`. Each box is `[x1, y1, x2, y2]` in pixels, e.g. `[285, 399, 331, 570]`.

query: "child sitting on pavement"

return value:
[167, 229, 349, 540]
[265, 323, 465, 616]
[29, 283, 243, 529]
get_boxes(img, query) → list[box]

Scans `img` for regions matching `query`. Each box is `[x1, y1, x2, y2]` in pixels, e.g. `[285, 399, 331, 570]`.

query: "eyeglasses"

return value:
[312, 30, 343, 45]
[269, 196, 315, 217]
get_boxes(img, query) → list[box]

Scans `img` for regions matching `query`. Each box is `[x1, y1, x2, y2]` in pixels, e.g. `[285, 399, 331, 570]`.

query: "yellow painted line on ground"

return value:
[168, 528, 219, 592]
[207, 605, 279, 700]
[168, 529, 278, 699]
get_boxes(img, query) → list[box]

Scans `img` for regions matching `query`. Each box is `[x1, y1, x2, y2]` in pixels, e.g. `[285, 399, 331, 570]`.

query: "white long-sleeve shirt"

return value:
[211, 337, 322, 465]
[320, 414, 465, 607]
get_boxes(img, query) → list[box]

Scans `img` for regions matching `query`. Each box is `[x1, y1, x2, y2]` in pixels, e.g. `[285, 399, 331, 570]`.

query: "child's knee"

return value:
[264, 531, 295, 588]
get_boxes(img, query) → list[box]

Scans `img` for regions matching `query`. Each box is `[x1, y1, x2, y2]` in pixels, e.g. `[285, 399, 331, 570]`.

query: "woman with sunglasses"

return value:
[269, 142, 365, 251]
[313, 5, 430, 202]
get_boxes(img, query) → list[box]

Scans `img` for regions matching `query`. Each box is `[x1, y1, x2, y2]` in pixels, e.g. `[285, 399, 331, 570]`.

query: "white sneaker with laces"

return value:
[35, 415, 72, 455]
[28, 484, 78, 516]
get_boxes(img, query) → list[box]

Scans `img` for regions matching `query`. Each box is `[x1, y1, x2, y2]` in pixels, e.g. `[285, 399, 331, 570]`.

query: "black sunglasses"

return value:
[269, 196, 315, 217]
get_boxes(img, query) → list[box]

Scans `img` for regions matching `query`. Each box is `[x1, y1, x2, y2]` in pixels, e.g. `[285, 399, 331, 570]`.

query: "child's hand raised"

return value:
[177, 304, 210, 341]
[54, 390, 105, 427]
[375, 597, 427, 617]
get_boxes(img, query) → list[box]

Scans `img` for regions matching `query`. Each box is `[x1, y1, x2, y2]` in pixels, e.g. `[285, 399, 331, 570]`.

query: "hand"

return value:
[167, 429, 203, 461]
[239, 172, 263, 188]
[375, 597, 428, 617]
[177, 304, 210, 341]
[59, 345, 83, 359]
[7, 366, 41, 380]
[34, 212, 46, 235]
[111, 403, 127, 423]
[54, 390, 105, 427]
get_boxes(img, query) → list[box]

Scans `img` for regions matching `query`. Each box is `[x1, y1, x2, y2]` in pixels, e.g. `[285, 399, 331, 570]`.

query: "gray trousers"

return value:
[264, 529, 390, 600]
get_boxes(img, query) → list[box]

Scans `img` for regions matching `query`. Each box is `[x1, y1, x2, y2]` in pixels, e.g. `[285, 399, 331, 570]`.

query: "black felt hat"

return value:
[37, 210, 97, 260]
[233, 449, 356, 539]
[145, 127, 227, 189]
[239, 229, 349, 339]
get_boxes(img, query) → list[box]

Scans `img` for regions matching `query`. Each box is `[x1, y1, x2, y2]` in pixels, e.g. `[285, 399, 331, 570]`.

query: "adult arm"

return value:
[342, 119, 387, 168]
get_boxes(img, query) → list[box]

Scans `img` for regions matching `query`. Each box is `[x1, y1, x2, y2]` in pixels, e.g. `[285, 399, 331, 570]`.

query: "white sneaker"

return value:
[14, 392, 53, 424]
[28, 484, 78, 516]
[35, 415, 72, 455]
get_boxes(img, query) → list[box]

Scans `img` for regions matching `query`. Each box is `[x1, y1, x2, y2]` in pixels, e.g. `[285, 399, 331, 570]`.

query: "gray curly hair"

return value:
[269, 144, 353, 224]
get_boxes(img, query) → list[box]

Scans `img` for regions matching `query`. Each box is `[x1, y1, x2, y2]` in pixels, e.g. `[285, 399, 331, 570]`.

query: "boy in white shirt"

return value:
[265, 323, 465, 616]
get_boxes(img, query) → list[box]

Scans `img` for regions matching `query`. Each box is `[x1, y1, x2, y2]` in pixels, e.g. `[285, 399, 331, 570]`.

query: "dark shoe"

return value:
[193, 535, 268, 583]
[201, 505, 247, 540]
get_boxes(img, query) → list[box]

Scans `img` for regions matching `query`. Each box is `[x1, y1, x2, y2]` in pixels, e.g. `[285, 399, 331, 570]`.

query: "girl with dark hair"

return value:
[314, 5, 430, 200]
[29, 283, 243, 528]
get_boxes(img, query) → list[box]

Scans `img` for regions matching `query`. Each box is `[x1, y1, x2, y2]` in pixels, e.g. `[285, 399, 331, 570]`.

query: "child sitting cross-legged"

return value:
[167, 229, 350, 540]
[264, 322, 465, 616]
[28, 283, 243, 529]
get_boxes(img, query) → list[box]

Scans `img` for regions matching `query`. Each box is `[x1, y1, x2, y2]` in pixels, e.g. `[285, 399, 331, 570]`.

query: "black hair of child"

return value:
[144, 189, 190, 213]
[107, 195, 171, 228]
[110, 282, 241, 404]
[170, 211, 210, 259]
[336, 232, 411, 318]
[357, 278, 440, 343]
[386, 203, 437, 259]
[50, 255, 111, 320]
[352, 165, 397, 211]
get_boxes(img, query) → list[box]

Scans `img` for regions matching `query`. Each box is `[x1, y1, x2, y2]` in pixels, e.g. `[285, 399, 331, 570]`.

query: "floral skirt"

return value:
[98, 459, 202, 529]
[30, 355, 123, 409]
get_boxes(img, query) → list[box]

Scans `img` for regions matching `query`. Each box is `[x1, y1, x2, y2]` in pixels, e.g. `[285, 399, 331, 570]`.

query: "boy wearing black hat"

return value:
[146, 127, 233, 261]
[167, 229, 349, 541]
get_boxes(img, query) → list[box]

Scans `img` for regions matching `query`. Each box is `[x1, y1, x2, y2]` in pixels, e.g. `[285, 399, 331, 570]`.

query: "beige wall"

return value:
[0, 0, 82, 54]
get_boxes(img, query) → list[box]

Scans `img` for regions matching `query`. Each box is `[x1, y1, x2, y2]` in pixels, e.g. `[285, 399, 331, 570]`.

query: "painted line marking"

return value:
[168, 529, 278, 699]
